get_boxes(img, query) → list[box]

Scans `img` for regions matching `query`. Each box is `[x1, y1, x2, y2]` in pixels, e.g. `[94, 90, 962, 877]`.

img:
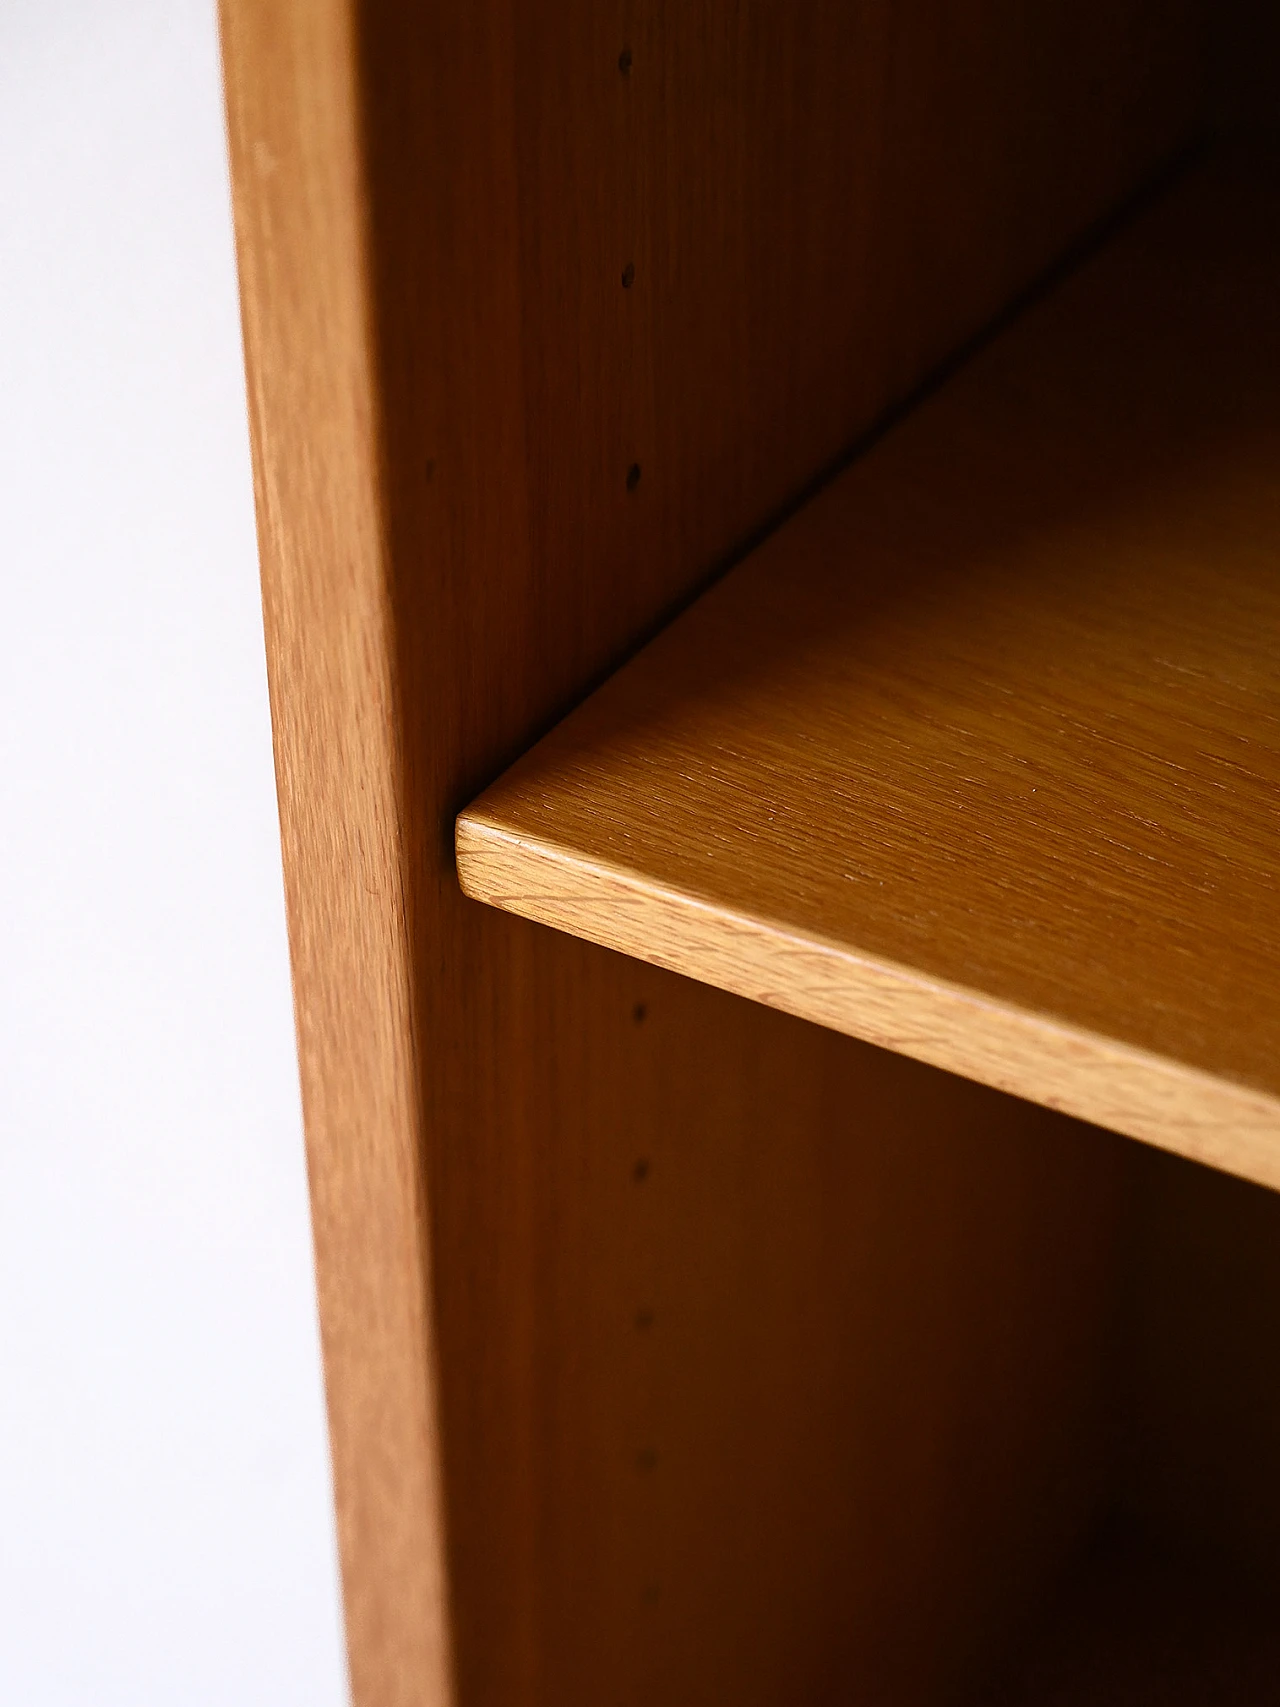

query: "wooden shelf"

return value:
[457, 149, 1280, 1189]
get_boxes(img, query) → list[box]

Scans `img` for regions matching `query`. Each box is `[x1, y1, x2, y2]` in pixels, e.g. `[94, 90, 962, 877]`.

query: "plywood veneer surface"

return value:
[221, 1, 1201, 1700]
[460, 154, 1280, 1190]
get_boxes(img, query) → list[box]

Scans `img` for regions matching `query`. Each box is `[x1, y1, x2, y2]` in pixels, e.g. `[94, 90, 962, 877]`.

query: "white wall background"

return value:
[0, 3, 350, 1701]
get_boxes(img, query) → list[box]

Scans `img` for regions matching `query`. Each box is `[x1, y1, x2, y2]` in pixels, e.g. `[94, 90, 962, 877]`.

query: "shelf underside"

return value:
[458, 149, 1280, 1188]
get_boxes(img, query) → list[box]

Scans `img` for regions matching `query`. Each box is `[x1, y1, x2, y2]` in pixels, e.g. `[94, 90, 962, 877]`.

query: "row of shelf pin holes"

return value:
[620, 46, 641, 498]
[631, 985, 658, 1606]
[621, 48, 658, 1610]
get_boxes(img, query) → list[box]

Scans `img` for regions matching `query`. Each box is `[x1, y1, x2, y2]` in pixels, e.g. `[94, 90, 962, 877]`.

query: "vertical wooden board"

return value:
[222, 2, 1203, 1703]
[1212, 0, 1280, 133]
[521, 962, 1126, 1706]
[1119, 1146, 1280, 1578]
[499, 0, 1204, 722]
[217, 6, 452, 1705]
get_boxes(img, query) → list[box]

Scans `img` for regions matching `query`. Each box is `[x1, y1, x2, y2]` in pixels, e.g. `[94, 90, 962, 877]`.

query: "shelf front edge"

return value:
[457, 814, 1280, 1191]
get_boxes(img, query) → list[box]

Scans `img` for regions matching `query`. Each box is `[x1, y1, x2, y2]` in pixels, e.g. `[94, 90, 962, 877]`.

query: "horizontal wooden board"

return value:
[459, 150, 1280, 1190]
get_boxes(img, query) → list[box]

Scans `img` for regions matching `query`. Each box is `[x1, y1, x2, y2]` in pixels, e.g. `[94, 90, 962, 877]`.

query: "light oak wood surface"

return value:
[459, 151, 1280, 1192]
[218, 6, 454, 1701]
[220, 1, 1202, 1701]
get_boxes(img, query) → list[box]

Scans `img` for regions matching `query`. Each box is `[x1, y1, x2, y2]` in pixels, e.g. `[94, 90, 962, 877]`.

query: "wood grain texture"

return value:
[459, 151, 1280, 1192]
[221, 2, 1202, 1701]
[218, 6, 452, 1703]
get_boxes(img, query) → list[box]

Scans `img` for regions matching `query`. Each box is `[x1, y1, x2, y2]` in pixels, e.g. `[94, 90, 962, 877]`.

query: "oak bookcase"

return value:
[221, 4, 1280, 1703]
